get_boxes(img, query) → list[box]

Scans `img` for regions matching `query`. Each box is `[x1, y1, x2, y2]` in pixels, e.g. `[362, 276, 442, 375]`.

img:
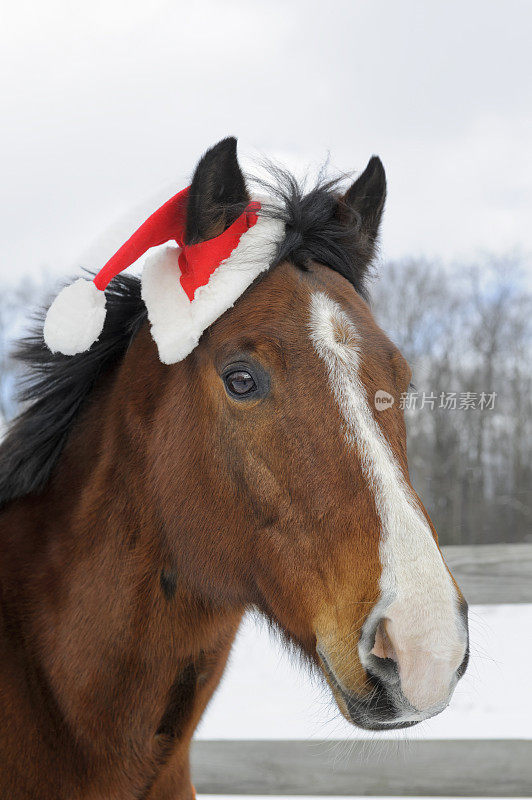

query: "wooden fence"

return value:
[192, 543, 532, 797]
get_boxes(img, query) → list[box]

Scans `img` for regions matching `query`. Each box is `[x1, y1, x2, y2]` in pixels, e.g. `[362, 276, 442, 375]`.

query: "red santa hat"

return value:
[43, 184, 285, 364]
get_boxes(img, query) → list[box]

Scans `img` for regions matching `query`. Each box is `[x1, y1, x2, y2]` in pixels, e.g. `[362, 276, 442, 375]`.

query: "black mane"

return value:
[0, 169, 378, 508]
[0, 276, 146, 508]
[256, 165, 374, 301]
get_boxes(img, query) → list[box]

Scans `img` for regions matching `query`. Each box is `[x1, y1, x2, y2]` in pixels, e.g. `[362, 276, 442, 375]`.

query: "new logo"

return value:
[374, 390, 394, 410]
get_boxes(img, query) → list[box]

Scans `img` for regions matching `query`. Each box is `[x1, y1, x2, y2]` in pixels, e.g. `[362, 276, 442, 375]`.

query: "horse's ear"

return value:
[185, 136, 249, 245]
[339, 156, 386, 243]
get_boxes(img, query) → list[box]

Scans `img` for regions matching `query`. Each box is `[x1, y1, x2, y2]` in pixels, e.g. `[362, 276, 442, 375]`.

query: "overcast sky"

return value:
[1, 0, 531, 286]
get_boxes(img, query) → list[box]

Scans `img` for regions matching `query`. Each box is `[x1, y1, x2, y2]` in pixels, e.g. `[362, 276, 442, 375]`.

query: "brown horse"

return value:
[0, 139, 468, 799]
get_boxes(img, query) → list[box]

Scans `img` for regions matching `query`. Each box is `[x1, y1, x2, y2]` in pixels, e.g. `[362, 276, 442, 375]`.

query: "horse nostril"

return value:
[370, 618, 397, 662]
[366, 618, 401, 686]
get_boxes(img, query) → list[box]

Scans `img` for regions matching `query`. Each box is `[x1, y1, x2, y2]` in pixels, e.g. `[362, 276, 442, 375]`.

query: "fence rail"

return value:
[192, 739, 532, 797]
[192, 544, 532, 796]
[443, 543, 532, 604]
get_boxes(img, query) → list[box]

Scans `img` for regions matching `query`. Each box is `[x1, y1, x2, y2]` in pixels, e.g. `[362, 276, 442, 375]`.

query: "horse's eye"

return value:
[224, 370, 257, 398]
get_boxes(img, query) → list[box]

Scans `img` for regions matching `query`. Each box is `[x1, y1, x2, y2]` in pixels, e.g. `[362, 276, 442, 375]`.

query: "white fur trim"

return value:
[44, 278, 106, 356]
[141, 208, 285, 364]
[141, 246, 195, 364]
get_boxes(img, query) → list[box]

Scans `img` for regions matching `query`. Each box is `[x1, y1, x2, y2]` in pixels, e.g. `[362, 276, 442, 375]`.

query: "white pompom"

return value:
[43, 278, 107, 356]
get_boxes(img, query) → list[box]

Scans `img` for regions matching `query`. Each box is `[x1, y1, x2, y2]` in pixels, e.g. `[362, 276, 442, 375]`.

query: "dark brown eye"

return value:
[224, 370, 257, 397]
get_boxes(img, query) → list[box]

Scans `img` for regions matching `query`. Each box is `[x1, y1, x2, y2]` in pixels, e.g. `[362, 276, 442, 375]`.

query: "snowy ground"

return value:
[196, 605, 532, 741]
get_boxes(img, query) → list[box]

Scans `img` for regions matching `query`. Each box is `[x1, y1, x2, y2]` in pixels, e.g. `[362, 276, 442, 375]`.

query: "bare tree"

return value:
[372, 254, 532, 546]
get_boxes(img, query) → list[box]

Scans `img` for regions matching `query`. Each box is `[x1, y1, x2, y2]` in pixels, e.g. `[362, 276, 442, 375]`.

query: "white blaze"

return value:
[308, 292, 465, 712]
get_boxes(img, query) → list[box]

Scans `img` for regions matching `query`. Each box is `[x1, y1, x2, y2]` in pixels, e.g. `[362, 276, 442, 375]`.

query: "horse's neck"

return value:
[0, 376, 241, 797]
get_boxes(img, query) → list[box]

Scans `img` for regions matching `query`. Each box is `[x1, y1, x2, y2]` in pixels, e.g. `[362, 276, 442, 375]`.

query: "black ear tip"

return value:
[196, 137, 239, 173]
[208, 136, 238, 158]
[342, 153, 387, 231]
[366, 155, 386, 180]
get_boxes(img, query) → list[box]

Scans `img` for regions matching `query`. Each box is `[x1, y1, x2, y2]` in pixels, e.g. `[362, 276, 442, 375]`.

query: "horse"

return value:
[0, 138, 469, 799]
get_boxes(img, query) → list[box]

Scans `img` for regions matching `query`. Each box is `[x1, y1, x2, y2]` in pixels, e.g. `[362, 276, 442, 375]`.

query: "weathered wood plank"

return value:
[442, 543, 532, 604]
[191, 739, 532, 796]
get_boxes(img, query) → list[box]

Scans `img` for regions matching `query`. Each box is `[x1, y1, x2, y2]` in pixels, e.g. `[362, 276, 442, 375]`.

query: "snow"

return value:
[196, 605, 532, 741]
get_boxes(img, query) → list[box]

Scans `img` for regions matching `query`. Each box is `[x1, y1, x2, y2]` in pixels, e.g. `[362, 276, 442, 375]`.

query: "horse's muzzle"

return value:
[317, 616, 470, 732]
